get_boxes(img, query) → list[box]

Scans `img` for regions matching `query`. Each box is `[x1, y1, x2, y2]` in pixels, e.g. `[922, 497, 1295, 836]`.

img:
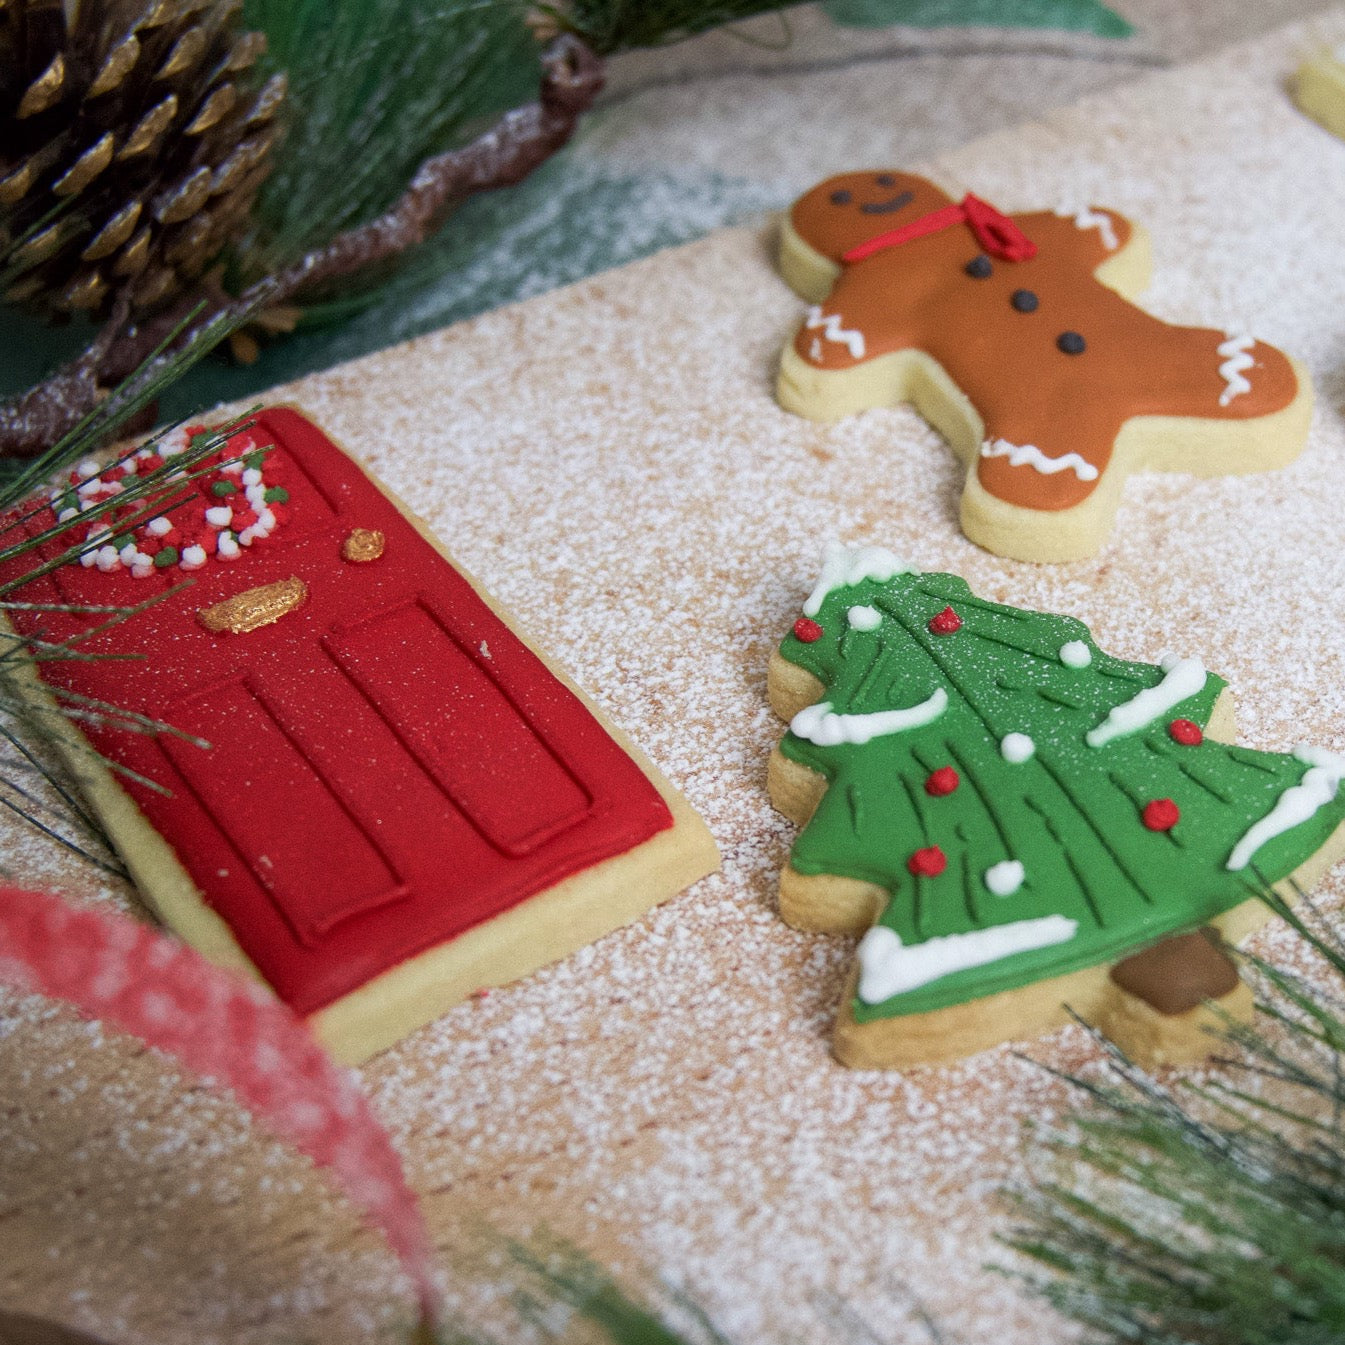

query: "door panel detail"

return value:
[325, 601, 592, 856]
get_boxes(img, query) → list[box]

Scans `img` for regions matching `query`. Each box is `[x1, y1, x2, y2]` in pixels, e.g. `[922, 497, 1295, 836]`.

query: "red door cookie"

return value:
[2, 409, 718, 1062]
[776, 172, 1312, 562]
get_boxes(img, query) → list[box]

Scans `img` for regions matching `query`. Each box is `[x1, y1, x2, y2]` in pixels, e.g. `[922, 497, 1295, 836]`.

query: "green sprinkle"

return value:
[110, 533, 133, 550]
[264, 487, 289, 504]
[153, 547, 178, 568]
[211, 480, 238, 496]
[244, 449, 270, 472]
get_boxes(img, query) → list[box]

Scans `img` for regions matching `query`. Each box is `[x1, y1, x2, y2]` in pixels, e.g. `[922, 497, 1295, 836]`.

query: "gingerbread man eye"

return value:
[1011, 289, 1039, 313]
[965, 255, 993, 279]
[1057, 331, 1087, 354]
[830, 189, 853, 205]
[875, 174, 896, 186]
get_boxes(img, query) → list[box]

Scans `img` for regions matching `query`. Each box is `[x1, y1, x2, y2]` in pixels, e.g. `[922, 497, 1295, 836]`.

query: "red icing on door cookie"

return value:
[2, 409, 675, 1016]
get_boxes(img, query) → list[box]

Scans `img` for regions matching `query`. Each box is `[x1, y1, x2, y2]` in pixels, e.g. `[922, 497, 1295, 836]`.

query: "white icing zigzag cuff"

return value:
[980, 437, 1100, 482]
[1217, 333, 1255, 407]
[805, 305, 866, 359]
[1056, 205, 1118, 252]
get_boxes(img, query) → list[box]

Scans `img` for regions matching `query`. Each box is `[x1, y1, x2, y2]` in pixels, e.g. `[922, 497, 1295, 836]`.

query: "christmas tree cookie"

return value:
[0, 409, 718, 1063]
[775, 172, 1312, 563]
[768, 545, 1345, 1067]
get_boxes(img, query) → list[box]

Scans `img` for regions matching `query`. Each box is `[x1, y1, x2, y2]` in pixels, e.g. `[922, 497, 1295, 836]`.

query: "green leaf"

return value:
[822, 0, 1131, 36]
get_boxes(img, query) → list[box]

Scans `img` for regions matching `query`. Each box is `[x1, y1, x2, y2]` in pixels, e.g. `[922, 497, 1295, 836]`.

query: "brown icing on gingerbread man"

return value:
[777, 171, 1311, 562]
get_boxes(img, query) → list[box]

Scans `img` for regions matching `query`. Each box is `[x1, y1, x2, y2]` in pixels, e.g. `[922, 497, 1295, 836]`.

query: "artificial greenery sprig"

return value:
[1007, 888, 1345, 1345]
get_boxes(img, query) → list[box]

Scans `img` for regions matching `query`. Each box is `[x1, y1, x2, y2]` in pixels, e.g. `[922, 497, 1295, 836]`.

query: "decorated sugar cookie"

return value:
[776, 172, 1312, 562]
[767, 544, 1345, 1068]
[1293, 46, 1345, 142]
[0, 409, 718, 1063]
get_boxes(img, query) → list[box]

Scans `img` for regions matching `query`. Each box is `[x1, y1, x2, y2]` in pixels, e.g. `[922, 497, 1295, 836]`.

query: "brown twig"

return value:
[0, 34, 605, 459]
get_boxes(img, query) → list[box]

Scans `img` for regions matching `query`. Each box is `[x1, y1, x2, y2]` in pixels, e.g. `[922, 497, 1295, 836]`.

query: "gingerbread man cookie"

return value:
[776, 172, 1312, 562]
[768, 544, 1345, 1068]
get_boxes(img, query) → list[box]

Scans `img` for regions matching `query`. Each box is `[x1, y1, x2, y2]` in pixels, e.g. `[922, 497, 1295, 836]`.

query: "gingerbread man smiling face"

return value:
[776, 171, 1312, 562]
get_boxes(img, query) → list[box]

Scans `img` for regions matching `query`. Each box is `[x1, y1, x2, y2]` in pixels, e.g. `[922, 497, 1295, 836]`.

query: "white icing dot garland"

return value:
[55, 425, 290, 578]
[1059, 640, 1091, 668]
[1000, 732, 1035, 763]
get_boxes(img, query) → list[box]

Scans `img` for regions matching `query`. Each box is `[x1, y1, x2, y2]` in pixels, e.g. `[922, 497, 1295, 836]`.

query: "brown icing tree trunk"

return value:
[0, 34, 605, 459]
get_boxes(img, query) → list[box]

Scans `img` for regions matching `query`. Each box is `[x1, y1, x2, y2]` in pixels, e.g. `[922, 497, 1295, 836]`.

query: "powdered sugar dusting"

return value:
[4, 17, 1345, 1342]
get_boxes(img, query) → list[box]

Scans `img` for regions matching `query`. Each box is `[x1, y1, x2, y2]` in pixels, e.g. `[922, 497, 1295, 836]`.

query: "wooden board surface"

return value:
[5, 12, 1345, 1343]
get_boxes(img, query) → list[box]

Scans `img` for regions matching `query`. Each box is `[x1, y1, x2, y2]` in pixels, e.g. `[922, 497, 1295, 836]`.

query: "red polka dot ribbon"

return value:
[0, 885, 442, 1329]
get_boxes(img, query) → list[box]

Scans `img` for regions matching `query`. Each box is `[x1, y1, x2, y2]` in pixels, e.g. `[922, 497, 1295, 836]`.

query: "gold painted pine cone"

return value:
[0, 0, 285, 318]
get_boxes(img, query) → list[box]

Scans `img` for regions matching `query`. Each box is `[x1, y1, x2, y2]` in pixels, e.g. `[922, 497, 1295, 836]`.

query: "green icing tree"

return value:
[774, 546, 1345, 1024]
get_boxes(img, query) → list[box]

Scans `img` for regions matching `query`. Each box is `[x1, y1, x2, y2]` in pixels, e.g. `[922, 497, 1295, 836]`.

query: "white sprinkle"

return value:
[146, 516, 172, 537]
[181, 545, 207, 569]
[847, 605, 883, 631]
[205, 506, 232, 527]
[1059, 640, 1091, 668]
[1001, 733, 1035, 763]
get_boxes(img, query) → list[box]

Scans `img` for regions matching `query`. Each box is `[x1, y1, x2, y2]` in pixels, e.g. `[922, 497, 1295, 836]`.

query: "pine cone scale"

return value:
[1, 0, 282, 319]
[80, 198, 142, 260]
[51, 130, 114, 195]
[16, 50, 63, 117]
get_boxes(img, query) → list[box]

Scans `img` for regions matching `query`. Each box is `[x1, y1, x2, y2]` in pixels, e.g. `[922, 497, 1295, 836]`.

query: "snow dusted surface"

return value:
[6, 12, 1345, 1342]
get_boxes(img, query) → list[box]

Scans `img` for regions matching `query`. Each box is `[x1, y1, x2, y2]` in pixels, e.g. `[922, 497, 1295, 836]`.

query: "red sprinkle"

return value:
[924, 766, 960, 797]
[1168, 718, 1203, 746]
[907, 845, 948, 877]
[1142, 798, 1180, 831]
[793, 617, 823, 643]
[928, 606, 962, 635]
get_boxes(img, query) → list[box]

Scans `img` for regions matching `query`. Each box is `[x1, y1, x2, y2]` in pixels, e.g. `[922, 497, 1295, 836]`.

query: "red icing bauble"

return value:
[1142, 798, 1180, 831]
[924, 766, 959, 797]
[1168, 718, 1203, 746]
[794, 617, 823, 643]
[907, 845, 947, 877]
[928, 606, 962, 635]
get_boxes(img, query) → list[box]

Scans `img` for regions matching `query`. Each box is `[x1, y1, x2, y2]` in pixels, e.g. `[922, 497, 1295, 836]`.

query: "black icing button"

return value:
[1057, 331, 1086, 355]
[830, 189, 852, 205]
[1010, 289, 1039, 313]
[965, 254, 993, 279]
[875, 173, 896, 186]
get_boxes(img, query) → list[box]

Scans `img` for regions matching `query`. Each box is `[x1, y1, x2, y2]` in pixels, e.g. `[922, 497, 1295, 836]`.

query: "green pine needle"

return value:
[0, 310, 250, 872]
[1006, 893, 1345, 1345]
[235, 0, 542, 283]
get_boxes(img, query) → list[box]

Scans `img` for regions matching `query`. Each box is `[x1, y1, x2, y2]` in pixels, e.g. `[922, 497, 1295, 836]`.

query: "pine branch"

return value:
[0, 34, 604, 460]
[1005, 898, 1345, 1345]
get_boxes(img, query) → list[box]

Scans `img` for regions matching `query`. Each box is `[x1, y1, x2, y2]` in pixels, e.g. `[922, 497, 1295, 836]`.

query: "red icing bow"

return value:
[842, 193, 1037, 264]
